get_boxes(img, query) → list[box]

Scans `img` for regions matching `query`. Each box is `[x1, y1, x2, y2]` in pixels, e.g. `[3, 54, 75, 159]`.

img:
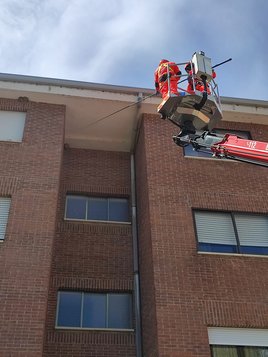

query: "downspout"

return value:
[131, 154, 143, 357]
[131, 92, 143, 357]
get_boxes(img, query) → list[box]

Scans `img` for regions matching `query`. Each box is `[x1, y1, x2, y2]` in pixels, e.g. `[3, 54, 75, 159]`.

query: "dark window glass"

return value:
[199, 242, 238, 254]
[65, 195, 129, 223]
[57, 291, 81, 327]
[87, 198, 108, 221]
[66, 196, 87, 219]
[184, 144, 212, 157]
[240, 246, 268, 255]
[211, 345, 268, 357]
[108, 294, 132, 329]
[109, 199, 129, 222]
[82, 293, 106, 328]
[56, 291, 132, 330]
[211, 345, 238, 356]
[243, 346, 268, 356]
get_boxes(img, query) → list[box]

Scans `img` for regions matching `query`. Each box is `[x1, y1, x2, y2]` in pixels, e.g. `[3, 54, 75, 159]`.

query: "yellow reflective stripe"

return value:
[158, 63, 175, 77]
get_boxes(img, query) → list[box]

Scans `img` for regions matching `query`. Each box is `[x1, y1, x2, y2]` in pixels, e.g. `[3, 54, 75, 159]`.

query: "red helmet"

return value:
[159, 59, 169, 65]
[185, 62, 193, 73]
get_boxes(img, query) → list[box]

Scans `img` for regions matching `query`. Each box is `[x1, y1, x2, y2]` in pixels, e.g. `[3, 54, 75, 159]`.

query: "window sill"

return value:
[64, 218, 131, 225]
[0, 139, 23, 144]
[198, 251, 268, 258]
[55, 326, 134, 332]
[184, 155, 243, 163]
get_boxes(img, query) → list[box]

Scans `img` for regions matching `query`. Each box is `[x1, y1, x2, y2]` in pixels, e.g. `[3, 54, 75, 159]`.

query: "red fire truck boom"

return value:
[176, 132, 268, 168]
[211, 134, 268, 165]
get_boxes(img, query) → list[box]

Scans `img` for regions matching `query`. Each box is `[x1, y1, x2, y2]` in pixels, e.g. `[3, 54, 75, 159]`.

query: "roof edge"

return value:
[0, 72, 268, 108]
[0, 72, 152, 96]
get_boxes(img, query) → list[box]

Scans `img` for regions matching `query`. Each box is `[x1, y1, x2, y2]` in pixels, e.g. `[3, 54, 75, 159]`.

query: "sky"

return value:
[0, 0, 267, 101]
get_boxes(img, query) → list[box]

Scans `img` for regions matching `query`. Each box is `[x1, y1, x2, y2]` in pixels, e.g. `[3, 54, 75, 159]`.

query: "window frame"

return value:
[64, 195, 131, 224]
[0, 197, 11, 242]
[0, 111, 26, 143]
[184, 129, 252, 158]
[193, 209, 268, 256]
[55, 291, 133, 331]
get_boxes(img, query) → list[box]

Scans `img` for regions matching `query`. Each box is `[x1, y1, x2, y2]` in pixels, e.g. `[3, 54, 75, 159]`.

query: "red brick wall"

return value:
[135, 122, 159, 357]
[43, 148, 136, 357]
[0, 98, 65, 356]
[3, 97, 267, 357]
[136, 114, 268, 357]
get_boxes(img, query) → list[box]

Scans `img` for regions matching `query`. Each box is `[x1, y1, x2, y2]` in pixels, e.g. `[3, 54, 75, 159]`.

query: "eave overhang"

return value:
[0, 72, 267, 152]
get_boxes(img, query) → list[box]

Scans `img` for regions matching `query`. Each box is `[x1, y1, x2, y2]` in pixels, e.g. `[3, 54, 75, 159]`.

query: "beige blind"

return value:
[0, 197, 11, 240]
[194, 211, 237, 245]
[235, 214, 268, 247]
[0, 111, 26, 142]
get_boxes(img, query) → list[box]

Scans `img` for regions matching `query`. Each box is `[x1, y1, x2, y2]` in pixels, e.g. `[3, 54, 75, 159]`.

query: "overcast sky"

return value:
[0, 0, 267, 100]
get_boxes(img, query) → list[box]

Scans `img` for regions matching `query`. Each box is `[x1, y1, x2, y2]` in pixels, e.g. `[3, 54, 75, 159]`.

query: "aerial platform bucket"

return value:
[157, 91, 222, 132]
[156, 54, 223, 133]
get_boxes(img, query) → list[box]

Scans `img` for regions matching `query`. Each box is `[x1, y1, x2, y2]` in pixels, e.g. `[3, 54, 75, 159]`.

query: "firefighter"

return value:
[185, 62, 216, 95]
[154, 59, 181, 99]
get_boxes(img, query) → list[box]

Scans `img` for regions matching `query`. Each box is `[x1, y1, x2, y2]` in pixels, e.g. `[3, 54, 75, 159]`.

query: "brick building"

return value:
[0, 73, 268, 357]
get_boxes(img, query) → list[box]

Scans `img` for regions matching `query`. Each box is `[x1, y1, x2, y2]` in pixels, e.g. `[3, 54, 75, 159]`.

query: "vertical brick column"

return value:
[136, 114, 268, 357]
[0, 99, 65, 356]
[135, 120, 159, 357]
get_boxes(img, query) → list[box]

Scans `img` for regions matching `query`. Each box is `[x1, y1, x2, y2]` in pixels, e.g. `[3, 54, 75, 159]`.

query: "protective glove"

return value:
[160, 73, 167, 82]
[185, 63, 191, 73]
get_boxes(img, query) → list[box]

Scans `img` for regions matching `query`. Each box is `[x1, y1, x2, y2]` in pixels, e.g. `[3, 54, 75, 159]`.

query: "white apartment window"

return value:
[208, 327, 268, 356]
[0, 197, 11, 241]
[0, 111, 26, 142]
[194, 210, 268, 255]
[56, 291, 133, 330]
[65, 195, 130, 223]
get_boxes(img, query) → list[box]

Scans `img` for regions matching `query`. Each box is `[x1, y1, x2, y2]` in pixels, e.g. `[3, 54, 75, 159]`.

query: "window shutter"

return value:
[0, 111, 26, 142]
[235, 214, 268, 247]
[208, 327, 268, 346]
[0, 198, 11, 240]
[194, 211, 237, 245]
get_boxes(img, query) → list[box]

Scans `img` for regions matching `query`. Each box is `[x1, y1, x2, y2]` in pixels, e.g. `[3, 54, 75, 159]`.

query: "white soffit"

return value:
[0, 74, 268, 151]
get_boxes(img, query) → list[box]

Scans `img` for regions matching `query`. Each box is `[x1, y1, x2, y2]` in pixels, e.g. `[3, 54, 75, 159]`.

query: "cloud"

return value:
[0, 0, 267, 100]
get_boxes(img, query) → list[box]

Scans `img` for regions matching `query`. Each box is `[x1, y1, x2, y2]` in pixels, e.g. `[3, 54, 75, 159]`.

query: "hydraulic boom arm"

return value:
[177, 132, 268, 167]
[211, 134, 268, 166]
